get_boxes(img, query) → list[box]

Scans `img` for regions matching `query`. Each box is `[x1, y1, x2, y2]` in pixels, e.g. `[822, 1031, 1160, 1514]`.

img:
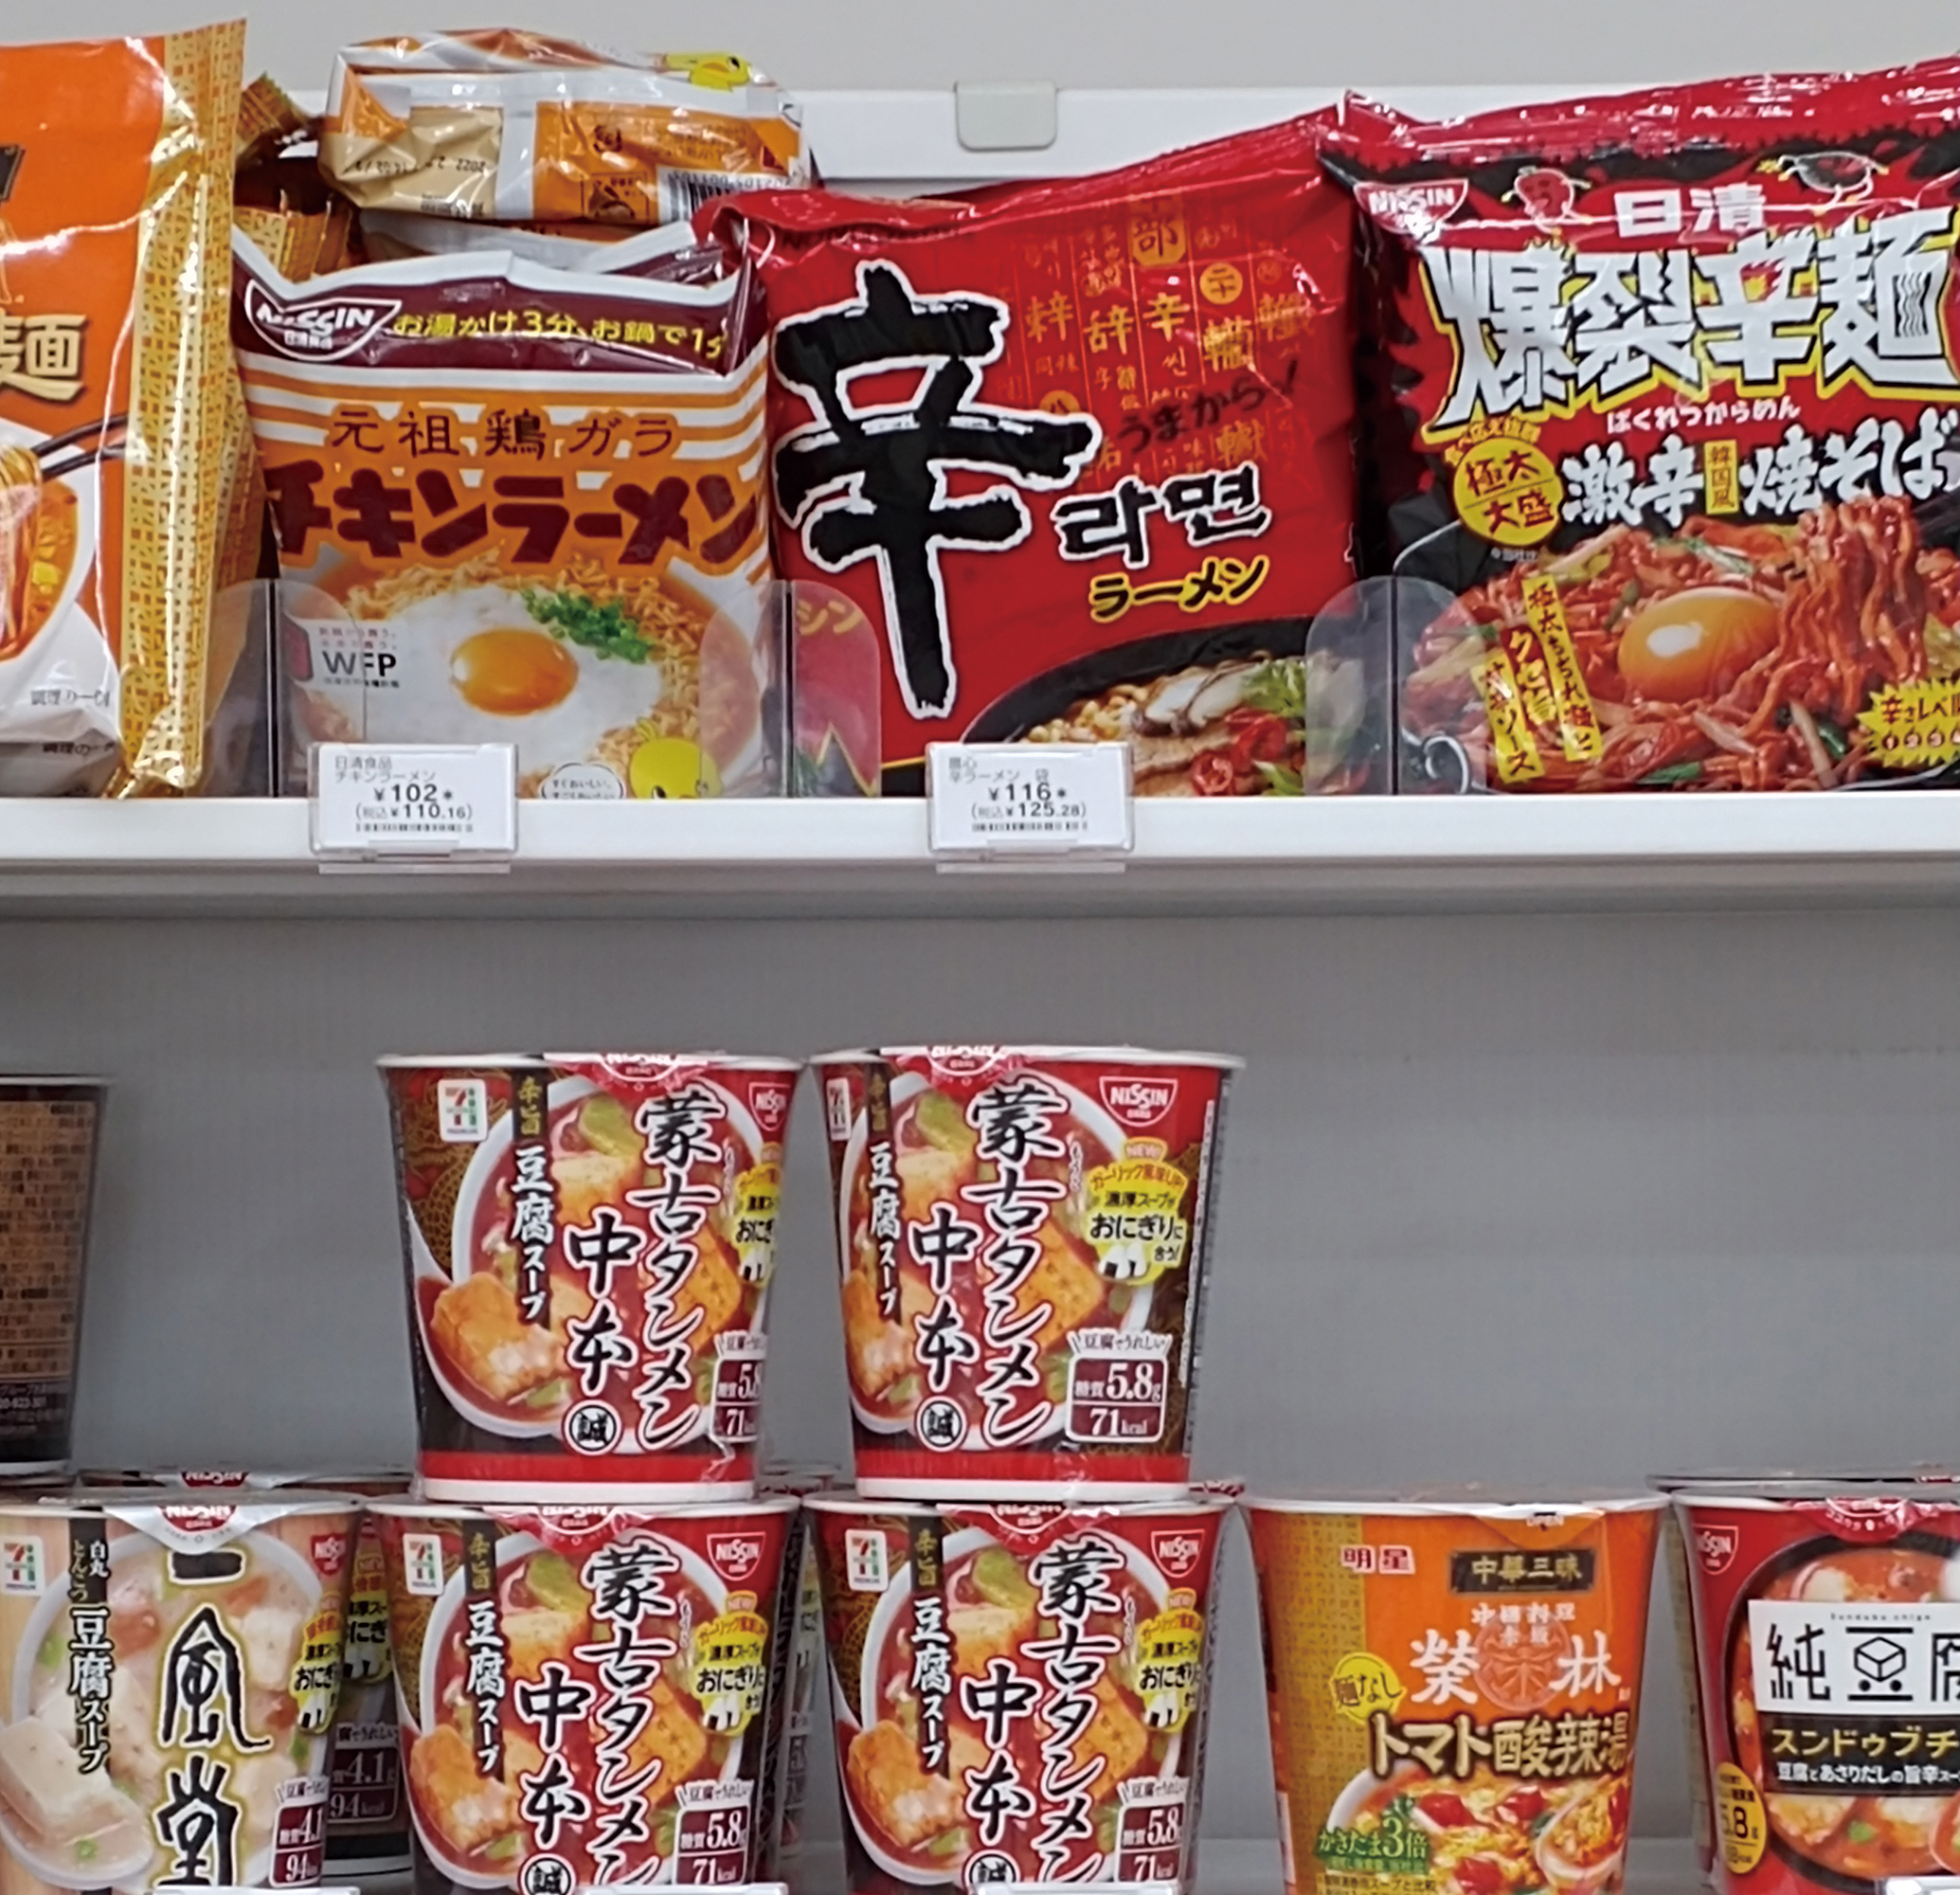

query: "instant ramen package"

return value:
[1320, 62, 1960, 794]
[718, 119, 1375, 797]
[321, 34, 809, 227]
[232, 226, 782, 799]
[0, 23, 243, 794]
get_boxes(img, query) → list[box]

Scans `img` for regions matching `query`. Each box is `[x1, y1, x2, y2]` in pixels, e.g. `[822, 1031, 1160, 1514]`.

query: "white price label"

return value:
[926, 742, 1132, 859]
[310, 744, 518, 863]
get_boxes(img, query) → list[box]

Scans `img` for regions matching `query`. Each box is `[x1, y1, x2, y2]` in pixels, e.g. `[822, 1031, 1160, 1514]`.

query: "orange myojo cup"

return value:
[1244, 1491, 1665, 1895]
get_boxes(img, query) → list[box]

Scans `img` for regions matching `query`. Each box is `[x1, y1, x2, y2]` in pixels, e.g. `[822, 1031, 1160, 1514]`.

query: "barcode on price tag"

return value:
[310, 744, 518, 864]
[926, 742, 1133, 859]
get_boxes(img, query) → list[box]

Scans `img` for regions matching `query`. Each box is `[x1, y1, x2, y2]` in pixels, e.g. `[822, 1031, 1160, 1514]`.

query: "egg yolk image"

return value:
[449, 627, 581, 715]
[1615, 587, 1780, 701]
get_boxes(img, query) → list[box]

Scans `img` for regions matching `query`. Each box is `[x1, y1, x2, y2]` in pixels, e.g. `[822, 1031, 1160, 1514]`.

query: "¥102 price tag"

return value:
[926, 742, 1133, 862]
[310, 744, 518, 867]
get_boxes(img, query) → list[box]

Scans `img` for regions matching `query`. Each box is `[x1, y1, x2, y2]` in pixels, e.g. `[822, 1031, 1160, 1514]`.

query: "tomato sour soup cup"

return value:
[372, 1494, 798, 1895]
[380, 1053, 800, 1501]
[1243, 1490, 1665, 1895]
[0, 1489, 361, 1893]
[812, 1045, 1239, 1498]
[1673, 1482, 1960, 1895]
[807, 1489, 1231, 1895]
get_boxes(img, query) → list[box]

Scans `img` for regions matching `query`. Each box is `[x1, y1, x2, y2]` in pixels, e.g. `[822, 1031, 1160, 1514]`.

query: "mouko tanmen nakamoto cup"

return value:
[380, 1053, 799, 1500]
[812, 1046, 1238, 1497]
[1244, 1491, 1664, 1895]
[807, 1491, 1230, 1895]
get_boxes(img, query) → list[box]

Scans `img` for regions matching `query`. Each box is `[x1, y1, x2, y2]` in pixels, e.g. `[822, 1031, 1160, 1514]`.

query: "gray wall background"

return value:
[2, 904, 1952, 1844]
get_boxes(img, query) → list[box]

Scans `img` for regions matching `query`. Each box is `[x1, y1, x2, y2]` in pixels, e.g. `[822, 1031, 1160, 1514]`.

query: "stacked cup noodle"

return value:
[807, 1045, 1243, 1895]
[375, 1053, 806, 1895]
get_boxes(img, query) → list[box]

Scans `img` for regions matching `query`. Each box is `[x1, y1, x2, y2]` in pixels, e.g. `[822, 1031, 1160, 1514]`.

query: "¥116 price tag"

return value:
[926, 742, 1133, 861]
[310, 744, 518, 866]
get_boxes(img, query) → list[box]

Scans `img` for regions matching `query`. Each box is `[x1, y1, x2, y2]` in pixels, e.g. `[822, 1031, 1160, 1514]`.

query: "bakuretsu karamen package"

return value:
[1319, 63, 1960, 793]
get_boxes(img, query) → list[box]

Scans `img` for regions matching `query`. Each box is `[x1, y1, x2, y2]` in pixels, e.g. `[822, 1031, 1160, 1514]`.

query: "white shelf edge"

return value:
[0, 795, 1955, 918]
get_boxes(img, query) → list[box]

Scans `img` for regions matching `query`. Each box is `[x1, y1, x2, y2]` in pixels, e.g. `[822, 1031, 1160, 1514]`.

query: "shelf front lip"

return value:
[1, 795, 1957, 914]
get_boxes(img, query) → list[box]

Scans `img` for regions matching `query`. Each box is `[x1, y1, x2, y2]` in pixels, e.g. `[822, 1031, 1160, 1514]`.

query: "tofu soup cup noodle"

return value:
[74, 1471, 415, 1879]
[1241, 1490, 1666, 1895]
[812, 1047, 1239, 1499]
[369, 1495, 798, 1895]
[0, 1081, 105, 1479]
[1651, 1470, 1960, 1886]
[753, 1465, 839, 1882]
[807, 1490, 1231, 1895]
[0, 1489, 361, 1894]
[1671, 1483, 1960, 1895]
[379, 1054, 800, 1501]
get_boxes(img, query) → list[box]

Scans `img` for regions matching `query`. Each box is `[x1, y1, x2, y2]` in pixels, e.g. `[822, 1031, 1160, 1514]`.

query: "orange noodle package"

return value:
[232, 218, 780, 800]
[1319, 63, 1960, 793]
[812, 1046, 1238, 1499]
[1243, 1491, 1665, 1895]
[0, 23, 243, 795]
[806, 1491, 1230, 1895]
[370, 1494, 797, 1895]
[380, 1054, 799, 1500]
[715, 120, 1375, 797]
[1672, 1482, 1960, 1895]
[321, 35, 809, 227]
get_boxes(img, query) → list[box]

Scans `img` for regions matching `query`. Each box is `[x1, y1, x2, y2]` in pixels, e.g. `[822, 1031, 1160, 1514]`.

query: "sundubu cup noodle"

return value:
[812, 1047, 1238, 1498]
[380, 1054, 800, 1501]
[370, 1495, 796, 1895]
[1673, 1483, 1960, 1895]
[74, 1471, 414, 1879]
[1651, 1469, 1960, 1888]
[0, 1489, 359, 1892]
[807, 1490, 1229, 1894]
[1242, 1491, 1665, 1895]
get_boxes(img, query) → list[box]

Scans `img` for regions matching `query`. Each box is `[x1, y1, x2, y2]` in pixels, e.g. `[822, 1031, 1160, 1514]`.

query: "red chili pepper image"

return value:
[1506, 166, 1582, 227]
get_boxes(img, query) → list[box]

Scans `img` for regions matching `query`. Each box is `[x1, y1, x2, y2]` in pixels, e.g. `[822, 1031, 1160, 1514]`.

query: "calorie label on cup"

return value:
[1066, 1341, 1172, 1442]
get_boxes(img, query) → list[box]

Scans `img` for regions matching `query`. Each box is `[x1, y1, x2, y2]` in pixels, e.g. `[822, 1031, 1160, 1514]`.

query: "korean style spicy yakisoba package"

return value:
[1319, 63, 1960, 793]
[0, 24, 243, 794]
[321, 35, 809, 226]
[233, 226, 782, 799]
[715, 120, 1374, 797]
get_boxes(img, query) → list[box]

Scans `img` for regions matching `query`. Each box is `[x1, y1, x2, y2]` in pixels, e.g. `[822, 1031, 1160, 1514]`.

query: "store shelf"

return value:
[1, 793, 1958, 918]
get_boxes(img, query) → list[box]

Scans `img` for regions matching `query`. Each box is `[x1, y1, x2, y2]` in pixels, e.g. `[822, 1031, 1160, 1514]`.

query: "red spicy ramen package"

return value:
[712, 120, 1366, 797]
[1319, 63, 1960, 793]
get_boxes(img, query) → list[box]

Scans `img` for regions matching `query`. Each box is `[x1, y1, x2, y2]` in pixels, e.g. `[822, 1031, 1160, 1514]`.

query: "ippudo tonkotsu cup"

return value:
[808, 1489, 1231, 1895]
[74, 1469, 415, 1880]
[1673, 1482, 1960, 1895]
[370, 1494, 798, 1895]
[0, 1489, 360, 1893]
[379, 1053, 800, 1502]
[1242, 1490, 1665, 1895]
[812, 1046, 1239, 1498]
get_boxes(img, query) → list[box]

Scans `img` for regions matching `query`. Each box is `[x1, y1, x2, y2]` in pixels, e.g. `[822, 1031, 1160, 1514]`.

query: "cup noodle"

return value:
[0, 1490, 359, 1893]
[371, 1496, 796, 1895]
[1674, 1483, 1960, 1895]
[807, 1491, 1230, 1895]
[379, 1054, 800, 1501]
[1242, 1491, 1665, 1895]
[76, 1470, 414, 1880]
[812, 1046, 1238, 1499]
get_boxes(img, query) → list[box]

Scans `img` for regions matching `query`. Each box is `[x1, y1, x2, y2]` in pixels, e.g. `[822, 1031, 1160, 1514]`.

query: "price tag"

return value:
[926, 742, 1133, 861]
[310, 744, 518, 866]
